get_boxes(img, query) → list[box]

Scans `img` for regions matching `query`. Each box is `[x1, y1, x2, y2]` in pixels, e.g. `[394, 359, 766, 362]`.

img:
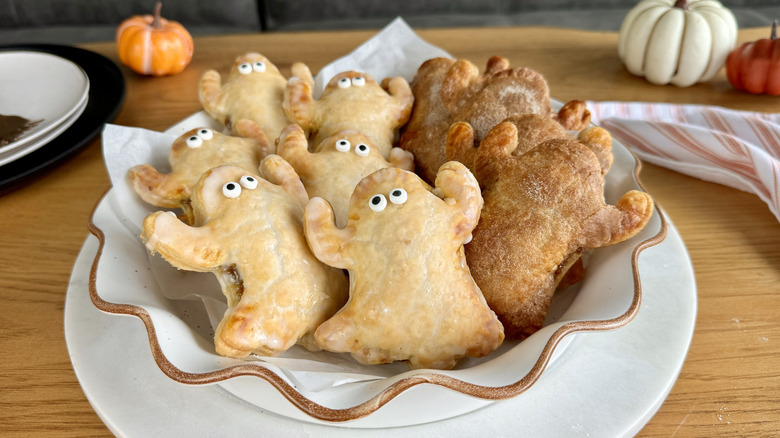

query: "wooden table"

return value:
[1, 26, 778, 436]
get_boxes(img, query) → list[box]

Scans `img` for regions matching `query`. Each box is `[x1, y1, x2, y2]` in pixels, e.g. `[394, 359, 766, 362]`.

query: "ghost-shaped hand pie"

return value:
[128, 121, 271, 220]
[199, 52, 311, 140]
[283, 70, 413, 158]
[400, 56, 591, 183]
[141, 161, 348, 358]
[303, 163, 504, 370]
[277, 124, 414, 227]
[446, 120, 654, 340]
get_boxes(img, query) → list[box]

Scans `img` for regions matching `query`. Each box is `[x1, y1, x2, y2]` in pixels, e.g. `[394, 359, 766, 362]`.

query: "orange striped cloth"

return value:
[586, 102, 780, 221]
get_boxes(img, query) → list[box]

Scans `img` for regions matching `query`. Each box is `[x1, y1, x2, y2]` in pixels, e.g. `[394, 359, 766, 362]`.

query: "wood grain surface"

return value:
[0, 26, 778, 436]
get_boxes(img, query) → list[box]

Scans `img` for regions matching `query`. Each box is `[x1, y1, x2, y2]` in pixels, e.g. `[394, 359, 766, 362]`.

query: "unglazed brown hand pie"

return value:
[446, 120, 654, 340]
[141, 162, 348, 358]
[400, 56, 591, 183]
[283, 70, 413, 157]
[199, 52, 312, 140]
[277, 124, 414, 227]
[128, 120, 271, 218]
[303, 163, 504, 370]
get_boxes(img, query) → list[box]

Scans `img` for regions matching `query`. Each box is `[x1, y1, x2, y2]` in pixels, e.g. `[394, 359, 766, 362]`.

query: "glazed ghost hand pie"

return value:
[141, 162, 348, 358]
[277, 124, 414, 227]
[199, 52, 311, 140]
[446, 120, 654, 340]
[128, 120, 271, 217]
[400, 56, 591, 183]
[303, 163, 504, 370]
[283, 70, 413, 158]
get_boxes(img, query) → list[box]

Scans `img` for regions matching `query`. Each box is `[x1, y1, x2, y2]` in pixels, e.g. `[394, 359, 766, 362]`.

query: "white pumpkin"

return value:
[618, 0, 738, 87]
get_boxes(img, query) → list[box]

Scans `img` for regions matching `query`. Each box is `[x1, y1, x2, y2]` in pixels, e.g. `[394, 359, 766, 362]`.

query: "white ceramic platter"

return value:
[65, 206, 695, 436]
[0, 95, 87, 166]
[0, 51, 89, 152]
[81, 104, 671, 427]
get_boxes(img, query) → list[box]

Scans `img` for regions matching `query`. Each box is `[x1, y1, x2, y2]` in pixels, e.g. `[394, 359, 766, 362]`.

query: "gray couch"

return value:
[2, 0, 779, 45]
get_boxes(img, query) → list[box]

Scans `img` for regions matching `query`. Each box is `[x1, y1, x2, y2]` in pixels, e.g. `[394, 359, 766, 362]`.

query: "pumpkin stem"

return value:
[151, 1, 163, 29]
[773, 20, 778, 40]
[673, 0, 688, 9]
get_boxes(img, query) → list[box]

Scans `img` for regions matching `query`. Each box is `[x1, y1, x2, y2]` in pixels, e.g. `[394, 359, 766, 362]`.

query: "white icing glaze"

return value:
[369, 194, 387, 212]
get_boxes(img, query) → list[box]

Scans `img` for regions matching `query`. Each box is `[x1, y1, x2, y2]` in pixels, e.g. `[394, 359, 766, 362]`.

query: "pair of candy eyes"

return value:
[222, 175, 258, 198]
[335, 139, 369, 155]
[369, 188, 407, 212]
[186, 129, 214, 148]
[237, 61, 266, 74]
[337, 77, 366, 88]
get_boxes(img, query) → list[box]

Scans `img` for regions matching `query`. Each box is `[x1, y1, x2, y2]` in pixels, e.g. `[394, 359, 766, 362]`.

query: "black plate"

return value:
[0, 44, 125, 194]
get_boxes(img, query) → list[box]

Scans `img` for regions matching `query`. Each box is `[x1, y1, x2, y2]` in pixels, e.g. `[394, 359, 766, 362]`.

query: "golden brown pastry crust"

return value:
[141, 162, 348, 358]
[277, 124, 414, 227]
[283, 70, 413, 157]
[446, 119, 654, 339]
[199, 53, 303, 140]
[400, 56, 592, 183]
[128, 121, 271, 215]
[303, 163, 504, 370]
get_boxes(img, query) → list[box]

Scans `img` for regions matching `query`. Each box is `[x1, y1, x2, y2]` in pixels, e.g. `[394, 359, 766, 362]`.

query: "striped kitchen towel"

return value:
[586, 101, 780, 222]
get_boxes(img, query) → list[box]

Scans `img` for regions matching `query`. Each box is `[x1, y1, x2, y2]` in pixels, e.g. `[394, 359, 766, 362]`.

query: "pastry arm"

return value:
[275, 124, 311, 169]
[444, 121, 477, 173]
[473, 121, 519, 186]
[303, 197, 354, 269]
[384, 76, 414, 126]
[259, 154, 309, 207]
[233, 119, 273, 156]
[198, 69, 224, 121]
[141, 211, 226, 271]
[434, 161, 483, 242]
[283, 77, 315, 132]
[128, 164, 188, 209]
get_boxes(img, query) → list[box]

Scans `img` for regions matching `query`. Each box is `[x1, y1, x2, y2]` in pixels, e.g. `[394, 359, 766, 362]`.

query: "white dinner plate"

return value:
[0, 51, 89, 152]
[65, 205, 696, 436]
[0, 95, 87, 166]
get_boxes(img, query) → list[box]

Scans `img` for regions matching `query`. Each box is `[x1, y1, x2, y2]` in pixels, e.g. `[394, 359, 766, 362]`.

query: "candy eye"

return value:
[351, 76, 366, 86]
[238, 63, 252, 74]
[239, 175, 258, 189]
[337, 77, 351, 88]
[222, 182, 241, 198]
[252, 61, 266, 72]
[369, 194, 387, 212]
[186, 135, 203, 148]
[197, 128, 213, 140]
[355, 143, 369, 156]
[335, 139, 351, 152]
[389, 188, 407, 205]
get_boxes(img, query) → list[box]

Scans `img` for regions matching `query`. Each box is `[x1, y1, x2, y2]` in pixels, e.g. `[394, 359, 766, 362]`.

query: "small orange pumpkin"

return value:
[116, 2, 194, 77]
[726, 20, 780, 95]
